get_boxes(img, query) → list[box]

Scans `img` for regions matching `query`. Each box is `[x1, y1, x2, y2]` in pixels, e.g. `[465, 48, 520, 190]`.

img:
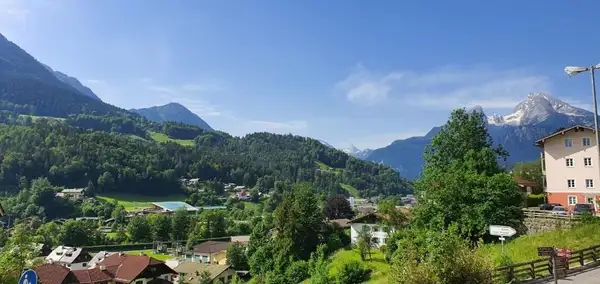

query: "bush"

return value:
[336, 260, 371, 284]
[526, 194, 545, 207]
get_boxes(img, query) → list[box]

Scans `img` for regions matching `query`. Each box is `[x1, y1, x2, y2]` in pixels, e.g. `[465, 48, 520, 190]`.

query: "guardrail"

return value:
[522, 208, 582, 220]
[493, 244, 600, 283]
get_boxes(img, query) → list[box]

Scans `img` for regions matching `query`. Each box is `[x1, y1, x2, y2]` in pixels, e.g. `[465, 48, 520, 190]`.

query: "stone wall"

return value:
[523, 217, 579, 234]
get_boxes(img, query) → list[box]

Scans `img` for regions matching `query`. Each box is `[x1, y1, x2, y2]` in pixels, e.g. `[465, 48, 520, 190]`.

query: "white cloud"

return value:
[336, 65, 552, 109]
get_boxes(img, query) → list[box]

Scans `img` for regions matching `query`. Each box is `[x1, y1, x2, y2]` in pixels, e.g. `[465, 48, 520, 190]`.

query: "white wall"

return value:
[350, 223, 389, 248]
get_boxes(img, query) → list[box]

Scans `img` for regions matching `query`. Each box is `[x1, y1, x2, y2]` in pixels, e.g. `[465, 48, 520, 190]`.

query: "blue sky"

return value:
[2, 1, 600, 149]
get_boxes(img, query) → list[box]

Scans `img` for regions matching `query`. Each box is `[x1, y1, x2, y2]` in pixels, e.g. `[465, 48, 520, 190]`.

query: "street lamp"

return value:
[565, 63, 600, 209]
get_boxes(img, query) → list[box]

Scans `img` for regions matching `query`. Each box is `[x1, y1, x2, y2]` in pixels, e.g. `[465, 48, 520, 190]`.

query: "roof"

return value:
[174, 262, 232, 281]
[35, 263, 72, 284]
[198, 206, 227, 210]
[45, 246, 91, 264]
[192, 241, 233, 254]
[535, 125, 595, 147]
[231, 235, 250, 244]
[61, 188, 85, 193]
[88, 251, 115, 268]
[0, 202, 4, 216]
[152, 201, 199, 212]
[99, 253, 176, 282]
[348, 212, 385, 224]
[515, 177, 538, 187]
[330, 219, 351, 228]
[71, 267, 113, 283]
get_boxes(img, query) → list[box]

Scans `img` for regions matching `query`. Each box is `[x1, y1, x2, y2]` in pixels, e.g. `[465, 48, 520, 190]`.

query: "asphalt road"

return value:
[545, 268, 600, 283]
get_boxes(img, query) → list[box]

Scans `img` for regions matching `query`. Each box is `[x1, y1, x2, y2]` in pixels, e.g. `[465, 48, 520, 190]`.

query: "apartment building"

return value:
[536, 125, 599, 210]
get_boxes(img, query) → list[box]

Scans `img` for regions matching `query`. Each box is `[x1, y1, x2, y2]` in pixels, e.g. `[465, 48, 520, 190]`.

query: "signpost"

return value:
[19, 269, 37, 284]
[489, 225, 517, 254]
[538, 247, 554, 257]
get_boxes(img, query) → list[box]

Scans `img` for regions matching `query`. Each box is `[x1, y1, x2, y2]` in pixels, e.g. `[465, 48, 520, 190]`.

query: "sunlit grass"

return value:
[150, 131, 195, 147]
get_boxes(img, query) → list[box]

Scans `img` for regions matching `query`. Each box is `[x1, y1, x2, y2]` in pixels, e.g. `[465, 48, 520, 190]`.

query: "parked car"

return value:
[539, 203, 561, 210]
[551, 206, 568, 216]
[573, 204, 595, 216]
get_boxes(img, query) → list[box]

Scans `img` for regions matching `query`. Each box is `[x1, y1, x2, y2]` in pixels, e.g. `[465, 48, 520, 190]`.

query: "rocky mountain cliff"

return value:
[365, 93, 594, 179]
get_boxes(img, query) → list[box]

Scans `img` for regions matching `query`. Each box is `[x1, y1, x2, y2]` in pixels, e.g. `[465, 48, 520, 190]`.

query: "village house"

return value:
[35, 253, 177, 284]
[45, 246, 93, 270]
[348, 213, 389, 248]
[173, 262, 236, 284]
[185, 241, 233, 265]
[151, 201, 199, 213]
[56, 188, 86, 201]
[536, 125, 599, 210]
[515, 177, 540, 195]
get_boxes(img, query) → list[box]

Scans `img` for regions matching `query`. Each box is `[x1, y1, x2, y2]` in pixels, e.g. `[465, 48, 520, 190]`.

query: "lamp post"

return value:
[565, 64, 600, 210]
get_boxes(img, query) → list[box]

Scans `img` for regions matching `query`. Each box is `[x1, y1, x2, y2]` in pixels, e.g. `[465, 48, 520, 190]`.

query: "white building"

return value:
[56, 188, 86, 201]
[348, 213, 390, 248]
[45, 246, 92, 270]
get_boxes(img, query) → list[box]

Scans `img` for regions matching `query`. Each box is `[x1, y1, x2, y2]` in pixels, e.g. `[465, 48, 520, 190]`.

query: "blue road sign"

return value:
[19, 269, 37, 284]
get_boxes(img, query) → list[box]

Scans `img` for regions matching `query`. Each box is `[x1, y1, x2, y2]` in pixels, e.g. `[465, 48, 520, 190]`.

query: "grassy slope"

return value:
[96, 193, 186, 210]
[149, 131, 195, 147]
[480, 222, 600, 265]
[340, 184, 360, 198]
[316, 162, 360, 197]
[328, 249, 389, 284]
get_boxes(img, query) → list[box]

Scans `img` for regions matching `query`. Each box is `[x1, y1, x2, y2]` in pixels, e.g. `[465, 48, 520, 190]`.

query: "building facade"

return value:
[536, 125, 599, 210]
[348, 213, 389, 248]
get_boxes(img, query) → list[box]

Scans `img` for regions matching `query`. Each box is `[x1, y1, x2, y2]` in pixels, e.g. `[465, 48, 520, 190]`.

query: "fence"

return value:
[493, 244, 600, 283]
[522, 208, 582, 220]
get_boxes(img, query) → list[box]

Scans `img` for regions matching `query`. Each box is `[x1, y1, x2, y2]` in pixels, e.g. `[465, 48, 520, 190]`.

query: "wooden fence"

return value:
[522, 208, 582, 220]
[493, 244, 600, 283]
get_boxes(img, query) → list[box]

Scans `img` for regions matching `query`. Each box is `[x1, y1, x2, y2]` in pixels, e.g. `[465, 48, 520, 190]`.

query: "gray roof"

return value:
[88, 251, 115, 268]
[45, 246, 91, 264]
[61, 188, 85, 193]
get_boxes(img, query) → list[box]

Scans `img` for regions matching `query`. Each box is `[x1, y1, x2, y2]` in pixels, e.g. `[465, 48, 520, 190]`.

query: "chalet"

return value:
[56, 188, 86, 201]
[185, 241, 233, 265]
[515, 177, 540, 195]
[45, 246, 93, 270]
[35, 253, 177, 284]
[173, 262, 236, 284]
[348, 213, 389, 248]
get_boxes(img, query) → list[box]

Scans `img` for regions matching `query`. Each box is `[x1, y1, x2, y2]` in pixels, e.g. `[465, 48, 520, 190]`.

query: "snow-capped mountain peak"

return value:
[342, 144, 361, 155]
[487, 93, 592, 126]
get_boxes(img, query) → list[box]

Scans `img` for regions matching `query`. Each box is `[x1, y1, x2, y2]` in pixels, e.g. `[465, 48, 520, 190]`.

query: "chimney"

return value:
[99, 265, 106, 271]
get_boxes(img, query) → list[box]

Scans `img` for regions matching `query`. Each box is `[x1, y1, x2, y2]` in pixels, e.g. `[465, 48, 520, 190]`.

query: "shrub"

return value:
[336, 260, 371, 284]
[526, 194, 545, 207]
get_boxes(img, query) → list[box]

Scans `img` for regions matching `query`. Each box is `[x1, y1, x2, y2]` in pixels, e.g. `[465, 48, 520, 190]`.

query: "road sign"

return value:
[489, 225, 517, 237]
[555, 248, 572, 258]
[538, 247, 554, 256]
[19, 269, 37, 284]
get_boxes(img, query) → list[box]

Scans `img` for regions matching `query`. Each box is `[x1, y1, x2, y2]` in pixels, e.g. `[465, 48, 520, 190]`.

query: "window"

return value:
[585, 157, 593, 167]
[565, 138, 573, 148]
[566, 158, 574, 167]
[586, 179, 595, 188]
[583, 137, 592, 146]
[567, 179, 576, 188]
[587, 196, 595, 204]
[136, 281, 143, 284]
[568, 195, 578, 205]
[372, 226, 379, 232]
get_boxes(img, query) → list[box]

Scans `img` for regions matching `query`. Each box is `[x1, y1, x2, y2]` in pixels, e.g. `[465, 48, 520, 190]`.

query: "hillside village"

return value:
[5, 2, 600, 284]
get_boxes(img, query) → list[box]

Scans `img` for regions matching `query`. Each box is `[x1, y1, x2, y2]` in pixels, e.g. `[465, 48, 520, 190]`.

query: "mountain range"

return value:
[131, 103, 213, 131]
[362, 93, 595, 179]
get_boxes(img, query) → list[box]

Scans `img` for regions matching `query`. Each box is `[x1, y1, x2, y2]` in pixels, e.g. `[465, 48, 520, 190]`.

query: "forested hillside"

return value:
[0, 33, 127, 117]
[0, 120, 411, 197]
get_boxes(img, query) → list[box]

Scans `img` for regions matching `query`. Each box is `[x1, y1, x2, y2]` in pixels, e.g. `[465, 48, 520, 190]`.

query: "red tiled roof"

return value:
[34, 263, 71, 284]
[515, 177, 537, 187]
[71, 267, 113, 283]
[99, 253, 176, 282]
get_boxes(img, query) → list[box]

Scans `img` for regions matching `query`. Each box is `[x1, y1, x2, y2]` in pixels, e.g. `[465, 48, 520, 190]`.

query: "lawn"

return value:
[242, 201, 259, 211]
[328, 248, 389, 284]
[340, 183, 360, 198]
[480, 222, 600, 265]
[96, 193, 187, 210]
[125, 250, 172, 261]
[150, 132, 195, 147]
